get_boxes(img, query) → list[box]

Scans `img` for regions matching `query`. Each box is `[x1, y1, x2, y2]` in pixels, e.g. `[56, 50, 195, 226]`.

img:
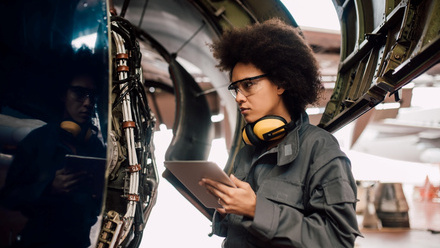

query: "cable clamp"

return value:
[117, 65, 129, 72]
[116, 53, 129, 60]
[127, 194, 140, 202]
[128, 164, 141, 173]
[122, 121, 135, 129]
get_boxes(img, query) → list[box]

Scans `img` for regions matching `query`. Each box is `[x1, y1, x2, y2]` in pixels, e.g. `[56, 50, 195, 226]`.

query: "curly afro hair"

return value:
[210, 18, 323, 120]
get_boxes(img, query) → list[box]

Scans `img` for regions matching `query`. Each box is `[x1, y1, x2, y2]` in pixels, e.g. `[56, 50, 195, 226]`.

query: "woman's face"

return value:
[64, 75, 97, 124]
[231, 62, 289, 123]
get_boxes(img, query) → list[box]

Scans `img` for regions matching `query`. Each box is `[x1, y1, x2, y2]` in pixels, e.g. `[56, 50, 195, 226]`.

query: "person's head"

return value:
[210, 18, 323, 123]
[63, 74, 98, 124]
[59, 47, 102, 125]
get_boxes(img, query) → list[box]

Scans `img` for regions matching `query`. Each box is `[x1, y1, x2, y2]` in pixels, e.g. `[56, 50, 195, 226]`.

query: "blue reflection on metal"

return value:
[0, 0, 109, 124]
[71, 0, 108, 52]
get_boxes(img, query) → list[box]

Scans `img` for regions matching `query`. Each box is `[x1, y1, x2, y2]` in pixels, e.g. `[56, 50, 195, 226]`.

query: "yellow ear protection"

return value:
[242, 115, 294, 146]
[60, 121, 92, 142]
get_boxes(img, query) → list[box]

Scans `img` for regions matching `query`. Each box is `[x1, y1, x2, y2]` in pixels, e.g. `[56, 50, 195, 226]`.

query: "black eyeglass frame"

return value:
[227, 73, 269, 90]
[68, 86, 99, 103]
[227, 73, 269, 98]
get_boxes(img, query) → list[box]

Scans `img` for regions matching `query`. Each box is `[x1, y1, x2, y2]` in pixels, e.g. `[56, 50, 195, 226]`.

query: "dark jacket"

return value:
[0, 122, 106, 248]
[212, 113, 362, 247]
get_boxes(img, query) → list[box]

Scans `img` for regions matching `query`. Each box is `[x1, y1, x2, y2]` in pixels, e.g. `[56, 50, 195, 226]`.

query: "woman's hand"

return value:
[199, 174, 256, 218]
[51, 168, 87, 195]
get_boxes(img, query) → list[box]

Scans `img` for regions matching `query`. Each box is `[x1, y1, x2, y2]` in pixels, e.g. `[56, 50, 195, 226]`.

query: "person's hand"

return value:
[51, 168, 87, 195]
[199, 174, 256, 218]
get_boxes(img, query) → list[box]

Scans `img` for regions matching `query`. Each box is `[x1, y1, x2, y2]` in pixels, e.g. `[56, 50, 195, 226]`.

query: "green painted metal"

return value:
[320, 0, 440, 132]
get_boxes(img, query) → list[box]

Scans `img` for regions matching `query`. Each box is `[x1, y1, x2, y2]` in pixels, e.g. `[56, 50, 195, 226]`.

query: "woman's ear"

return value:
[277, 86, 285, 95]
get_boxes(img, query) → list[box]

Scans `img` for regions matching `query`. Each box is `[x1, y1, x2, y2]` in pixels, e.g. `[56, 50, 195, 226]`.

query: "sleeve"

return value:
[0, 127, 59, 215]
[211, 210, 229, 237]
[1, 136, 38, 209]
[212, 146, 253, 238]
[245, 157, 362, 247]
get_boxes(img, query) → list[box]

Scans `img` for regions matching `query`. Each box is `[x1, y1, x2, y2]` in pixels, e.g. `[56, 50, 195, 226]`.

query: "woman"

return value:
[0, 54, 106, 247]
[200, 18, 361, 247]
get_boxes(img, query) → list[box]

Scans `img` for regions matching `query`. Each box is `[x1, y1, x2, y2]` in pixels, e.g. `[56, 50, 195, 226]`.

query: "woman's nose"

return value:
[235, 90, 246, 102]
[82, 96, 93, 107]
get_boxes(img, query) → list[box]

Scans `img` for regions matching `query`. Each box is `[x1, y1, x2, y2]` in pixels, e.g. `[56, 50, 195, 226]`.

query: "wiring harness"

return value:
[96, 16, 158, 248]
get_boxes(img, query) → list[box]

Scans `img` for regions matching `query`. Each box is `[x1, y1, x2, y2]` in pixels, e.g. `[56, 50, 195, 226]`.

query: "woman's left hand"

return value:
[200, 174, 256, 218]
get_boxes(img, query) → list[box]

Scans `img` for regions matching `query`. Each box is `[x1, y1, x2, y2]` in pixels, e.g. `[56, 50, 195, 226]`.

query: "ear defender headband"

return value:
[242, 115, 294, 146]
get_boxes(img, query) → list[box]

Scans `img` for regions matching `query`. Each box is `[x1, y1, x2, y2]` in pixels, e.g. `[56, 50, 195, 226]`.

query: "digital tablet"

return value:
[164, 160, 236, 208]
[64, 154, 107, 196]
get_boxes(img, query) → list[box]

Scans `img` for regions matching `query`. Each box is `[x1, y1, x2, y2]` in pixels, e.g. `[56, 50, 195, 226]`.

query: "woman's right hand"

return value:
[51, 168, 87, 194]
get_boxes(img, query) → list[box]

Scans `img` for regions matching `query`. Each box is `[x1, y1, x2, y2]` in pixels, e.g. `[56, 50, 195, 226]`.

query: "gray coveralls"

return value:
[212, 113, 362, 247]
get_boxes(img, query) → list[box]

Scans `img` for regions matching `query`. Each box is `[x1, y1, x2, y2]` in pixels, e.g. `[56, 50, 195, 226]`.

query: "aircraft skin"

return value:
[0, 0, 439, 247]
[319, 0, 440, 134]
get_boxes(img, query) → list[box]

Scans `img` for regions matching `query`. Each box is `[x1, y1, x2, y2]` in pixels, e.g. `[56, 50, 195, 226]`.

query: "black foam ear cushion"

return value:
[242, 123, 264, 146]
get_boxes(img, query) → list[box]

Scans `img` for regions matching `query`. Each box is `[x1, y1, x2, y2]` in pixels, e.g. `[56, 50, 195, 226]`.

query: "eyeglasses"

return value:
[69, 86, 98, 103]
[227, 74, 268, 98]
